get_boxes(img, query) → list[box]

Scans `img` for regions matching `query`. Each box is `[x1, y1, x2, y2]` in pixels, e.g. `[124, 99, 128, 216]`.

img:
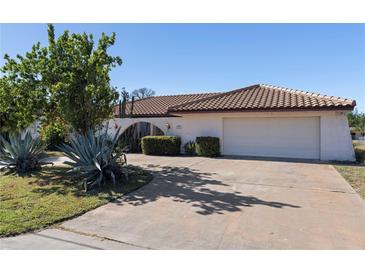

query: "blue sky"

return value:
[1, 24, 364, 111]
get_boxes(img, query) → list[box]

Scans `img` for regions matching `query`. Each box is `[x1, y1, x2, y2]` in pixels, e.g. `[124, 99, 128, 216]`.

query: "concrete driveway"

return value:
[1, 154, 365, 249]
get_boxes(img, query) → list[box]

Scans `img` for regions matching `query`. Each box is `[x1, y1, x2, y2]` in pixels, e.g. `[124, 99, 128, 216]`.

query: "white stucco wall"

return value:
[320, 112, 355, 161]
[109, 110, 355, 161]
[105, 117, 178, 137]
[21, 120, 41, 139]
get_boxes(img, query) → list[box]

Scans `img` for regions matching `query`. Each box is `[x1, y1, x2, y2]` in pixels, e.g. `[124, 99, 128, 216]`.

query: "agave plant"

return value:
[0, 132, 50, 173]
[58, 125, 128, 191]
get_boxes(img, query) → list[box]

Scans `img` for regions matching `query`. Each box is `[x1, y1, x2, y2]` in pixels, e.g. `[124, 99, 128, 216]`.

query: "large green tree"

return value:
[0, 24, 122, 134]
[348, 108, 365, 136]
[0, 42, 48, 133]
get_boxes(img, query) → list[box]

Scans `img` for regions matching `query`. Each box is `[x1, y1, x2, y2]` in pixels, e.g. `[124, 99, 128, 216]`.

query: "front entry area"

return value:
[118, 121, 164, 152]
[223, 117, 320, 159]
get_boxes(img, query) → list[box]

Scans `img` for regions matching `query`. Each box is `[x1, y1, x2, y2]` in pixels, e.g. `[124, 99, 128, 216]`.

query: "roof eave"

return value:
[114, 113, 179, 119]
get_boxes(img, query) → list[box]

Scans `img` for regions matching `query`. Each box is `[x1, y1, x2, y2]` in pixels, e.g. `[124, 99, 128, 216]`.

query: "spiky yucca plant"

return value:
[58, 126, 128, 191]
[0, 132, 50, 173]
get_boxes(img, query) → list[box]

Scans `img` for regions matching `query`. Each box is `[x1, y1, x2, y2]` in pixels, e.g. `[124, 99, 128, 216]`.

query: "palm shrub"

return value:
[58, 126, 128, 191]
[0, 132, 50, 173]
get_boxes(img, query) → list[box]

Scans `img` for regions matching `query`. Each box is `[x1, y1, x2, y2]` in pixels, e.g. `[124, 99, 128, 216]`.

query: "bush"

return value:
[141, 136, 181, 156]
[39, 120, 67, 150]
[195, 136, 220, 157]
[184, 141, 196, 156]
[355, 147, 365, 163]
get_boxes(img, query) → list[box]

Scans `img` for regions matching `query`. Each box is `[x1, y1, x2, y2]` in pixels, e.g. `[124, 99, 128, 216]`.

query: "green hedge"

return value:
[141, 136, 181, 156]
[195, 136, 220, 157]
[355, 147, 365, 163]
[184, 141, 196, 156]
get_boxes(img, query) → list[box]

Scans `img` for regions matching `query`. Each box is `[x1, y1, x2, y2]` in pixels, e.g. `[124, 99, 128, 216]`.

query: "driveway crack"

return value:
[56, 225, 154, 250]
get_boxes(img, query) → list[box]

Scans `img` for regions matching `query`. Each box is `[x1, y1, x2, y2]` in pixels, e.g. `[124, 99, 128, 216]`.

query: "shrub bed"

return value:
[195, 136, 220, 157]
[141, 136, 181, 155]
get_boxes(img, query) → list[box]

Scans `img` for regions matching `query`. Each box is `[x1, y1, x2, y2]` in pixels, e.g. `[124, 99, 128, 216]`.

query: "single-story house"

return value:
[109, 84, 356, 161]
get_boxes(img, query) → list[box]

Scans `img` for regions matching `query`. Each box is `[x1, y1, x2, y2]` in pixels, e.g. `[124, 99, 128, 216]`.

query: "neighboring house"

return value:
[109, 84, 356, 161]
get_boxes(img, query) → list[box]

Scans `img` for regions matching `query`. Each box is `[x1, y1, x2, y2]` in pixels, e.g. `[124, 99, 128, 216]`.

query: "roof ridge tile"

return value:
[148, 92, 220, 98]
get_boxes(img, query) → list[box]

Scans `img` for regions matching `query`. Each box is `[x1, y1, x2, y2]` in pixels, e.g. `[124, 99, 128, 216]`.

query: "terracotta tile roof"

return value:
[114, 92, 218, 117]
[168, 84, 356, 113]
[115, 84, 356, 117]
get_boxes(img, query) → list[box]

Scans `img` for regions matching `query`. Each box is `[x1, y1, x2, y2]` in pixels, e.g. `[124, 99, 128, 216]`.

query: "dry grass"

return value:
[334, 165, 365, 199]
[353, 140, 365, 150]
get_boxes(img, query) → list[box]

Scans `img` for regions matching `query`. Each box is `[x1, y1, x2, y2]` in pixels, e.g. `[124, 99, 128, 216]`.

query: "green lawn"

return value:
[334, 165, 365, 200]
[0, 166, 152, 237]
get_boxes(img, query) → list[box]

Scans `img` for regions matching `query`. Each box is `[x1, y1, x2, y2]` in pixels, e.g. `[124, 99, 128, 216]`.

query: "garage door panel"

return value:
[223, 117, 320, 159]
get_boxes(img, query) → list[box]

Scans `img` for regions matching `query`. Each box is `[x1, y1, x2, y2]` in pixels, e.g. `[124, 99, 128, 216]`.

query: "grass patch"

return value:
[0, 165, 152, 237]
[334, 165, 365, 199]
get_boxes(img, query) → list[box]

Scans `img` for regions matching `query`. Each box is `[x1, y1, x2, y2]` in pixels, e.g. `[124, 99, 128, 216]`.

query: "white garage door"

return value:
[223, 117, 320, 159]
